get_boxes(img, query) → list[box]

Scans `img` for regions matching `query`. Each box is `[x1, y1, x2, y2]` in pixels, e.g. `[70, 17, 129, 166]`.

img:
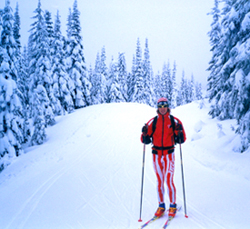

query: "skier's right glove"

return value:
[142, 124, 148, 136]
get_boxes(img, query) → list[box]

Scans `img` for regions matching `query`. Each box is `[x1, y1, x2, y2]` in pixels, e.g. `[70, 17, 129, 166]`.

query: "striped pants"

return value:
[152, 153, 176, 205]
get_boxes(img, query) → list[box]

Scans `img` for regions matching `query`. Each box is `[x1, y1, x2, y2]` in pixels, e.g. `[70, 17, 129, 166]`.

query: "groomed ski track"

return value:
[0, 102, 249, 229]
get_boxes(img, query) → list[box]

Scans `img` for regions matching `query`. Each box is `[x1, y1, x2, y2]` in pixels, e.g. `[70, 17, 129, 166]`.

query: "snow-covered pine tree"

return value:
[99, 46, 108, 102]
[188, 74, 195, 103]
[13, 3, 31, 144]
[1, 0, 18, 81]
[28, 0, 56, 144]
[210, 1, 240, 120]
[108, 58, 124, 103]
[30, 85, 47, 145]
[13, 3, 21, 51]
[177, 71, 187, 106]
[231, 0, 250, 151]
[80, 66, 92, 106]
[195, 82, 203, 100]
[18, 46, 31, 143]
[90, 52, 100, 104]
[176, 87, 183, 107]
[51, 10, 74, 114]
[117, 52, 127, 102]
[66, 8, 72, 40]
[162, 60, 175, 107]
[131, 38, 144, 103]
[126, 56, 136, 102]
[0, 9, 3, 34]
[65, 0, 87, 108]
[44, 10, 53, 46]
[207, 0, 250, 151]
[0, 0, 25, 166]
[154, 71, 162, 102]
[142, 38, 154, 106]
[86, 65, 94, 105]
[171, 61, 177, 108]
[0, 54, 25, 171]
[91, 52, 106, 104]
[207, 0, 221, 111]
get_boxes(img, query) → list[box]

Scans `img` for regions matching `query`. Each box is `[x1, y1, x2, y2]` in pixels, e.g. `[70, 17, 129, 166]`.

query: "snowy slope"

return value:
[0, 101, 250, 229]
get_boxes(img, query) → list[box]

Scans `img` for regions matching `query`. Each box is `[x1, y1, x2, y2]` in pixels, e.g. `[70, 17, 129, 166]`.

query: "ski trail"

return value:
[5, 107, 110, 229]
[176, 193, 225, 229]
[6, 167, 68, 229]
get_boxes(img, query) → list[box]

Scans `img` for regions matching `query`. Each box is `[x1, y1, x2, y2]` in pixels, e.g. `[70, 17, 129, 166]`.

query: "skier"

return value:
[140, 97, 186, 218]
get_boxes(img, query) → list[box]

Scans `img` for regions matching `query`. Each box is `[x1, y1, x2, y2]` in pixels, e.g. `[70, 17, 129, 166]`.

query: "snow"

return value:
[0, 100, 250, 229]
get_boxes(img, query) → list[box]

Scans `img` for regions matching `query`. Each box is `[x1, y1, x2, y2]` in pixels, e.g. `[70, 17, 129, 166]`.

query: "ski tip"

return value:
[138, 219, 143, 222]
[185, 215, 189, 218]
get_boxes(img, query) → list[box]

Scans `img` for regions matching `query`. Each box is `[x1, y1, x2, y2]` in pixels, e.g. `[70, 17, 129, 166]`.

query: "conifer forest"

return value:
[0, 0, 249, 171]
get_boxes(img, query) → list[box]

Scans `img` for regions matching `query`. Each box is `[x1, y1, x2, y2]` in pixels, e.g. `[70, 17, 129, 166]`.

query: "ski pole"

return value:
[179, 133, 188, 218]
[138, 143, 146, 222]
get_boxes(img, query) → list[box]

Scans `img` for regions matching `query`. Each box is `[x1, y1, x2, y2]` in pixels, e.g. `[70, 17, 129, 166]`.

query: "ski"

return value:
[139, 206, 182, 229]
[139, 216, 159, 229]
[162, 216, 174, 229]
[162, 206, 182, 229]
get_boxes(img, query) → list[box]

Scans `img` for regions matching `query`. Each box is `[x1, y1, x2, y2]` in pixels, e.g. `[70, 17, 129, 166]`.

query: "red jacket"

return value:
[141, 111, 186, 155]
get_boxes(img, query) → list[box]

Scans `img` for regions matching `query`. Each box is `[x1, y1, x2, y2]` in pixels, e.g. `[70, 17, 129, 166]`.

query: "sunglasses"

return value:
[157, 104, 168, 108]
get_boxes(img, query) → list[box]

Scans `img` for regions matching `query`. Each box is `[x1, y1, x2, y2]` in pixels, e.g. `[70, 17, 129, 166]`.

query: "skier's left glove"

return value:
[142, 135, 151, 145]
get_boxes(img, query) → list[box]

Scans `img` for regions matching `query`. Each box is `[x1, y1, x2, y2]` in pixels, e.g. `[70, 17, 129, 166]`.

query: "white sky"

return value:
[1, 0, 214, 87]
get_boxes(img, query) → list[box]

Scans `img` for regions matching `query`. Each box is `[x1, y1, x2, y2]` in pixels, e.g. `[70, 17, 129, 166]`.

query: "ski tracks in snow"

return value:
[4, 106, 112, 229]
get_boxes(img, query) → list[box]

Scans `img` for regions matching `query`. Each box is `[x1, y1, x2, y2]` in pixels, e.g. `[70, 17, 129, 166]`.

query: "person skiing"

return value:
[140, 97, 186, 218]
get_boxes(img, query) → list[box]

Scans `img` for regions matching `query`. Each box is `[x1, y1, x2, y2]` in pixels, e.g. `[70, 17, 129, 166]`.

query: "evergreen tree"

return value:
[66, 8, 72, 39]
[154, 71, 162, 102]
[28, 0, 55, 144]
[99, 46, 108, 102]
[65, 0, 87, 108]
[86, 65, 94, 105]
[233, 0, 250, 151]
[142, 38, 154, 106]
[0, 0, 25, 167]
[0, 50, 24, 171]
[108, 58, 123, 103]
[131, 38, 144, 103]
[176, 88, 183, 107]
[195, 82, 203, 100]
[30, 85, 47, 145]
[51, 10, 74, 114]
[13, 4, 31, 144]
[0, 9, 3, 34]
[171, 61, 177, 108]
[179, 71, 187, 105]
[91, 52, 106, 104]
[1, 0, 18, 81]
[117, 52, 127, 102]
[127, 55, 136, 102]
[161, 60, 174, 107]
[13, 3, 21, 50]
[188, 74, 195, 103]
[44, 10, 53, 41]
[207, 0, 221, 105]
[207, 0, 250, 151]
[44, 10, 54, 58]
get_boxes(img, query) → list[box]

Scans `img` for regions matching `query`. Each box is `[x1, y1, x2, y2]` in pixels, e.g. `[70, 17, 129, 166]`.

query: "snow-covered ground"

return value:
[0, 100, 250, 229]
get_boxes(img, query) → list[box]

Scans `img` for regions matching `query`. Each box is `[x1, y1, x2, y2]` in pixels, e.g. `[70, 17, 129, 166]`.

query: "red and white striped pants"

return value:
[152, 153, 176, 205]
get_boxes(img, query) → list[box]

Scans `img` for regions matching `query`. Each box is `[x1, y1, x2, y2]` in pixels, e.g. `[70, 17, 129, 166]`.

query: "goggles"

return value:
[157, 101, 169, 108]
[158, 104, 168, 108]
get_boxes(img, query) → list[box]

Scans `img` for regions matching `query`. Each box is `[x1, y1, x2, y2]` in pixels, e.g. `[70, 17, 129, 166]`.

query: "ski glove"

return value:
[142, 135, 151, 145]
[174, 132, 184, 144]
[175, 123, 183, 131]
[142, 124, 148, 136]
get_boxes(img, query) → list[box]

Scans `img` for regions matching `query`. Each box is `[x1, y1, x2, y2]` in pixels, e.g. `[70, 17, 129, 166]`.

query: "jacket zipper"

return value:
[161, 115, 164, 156]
